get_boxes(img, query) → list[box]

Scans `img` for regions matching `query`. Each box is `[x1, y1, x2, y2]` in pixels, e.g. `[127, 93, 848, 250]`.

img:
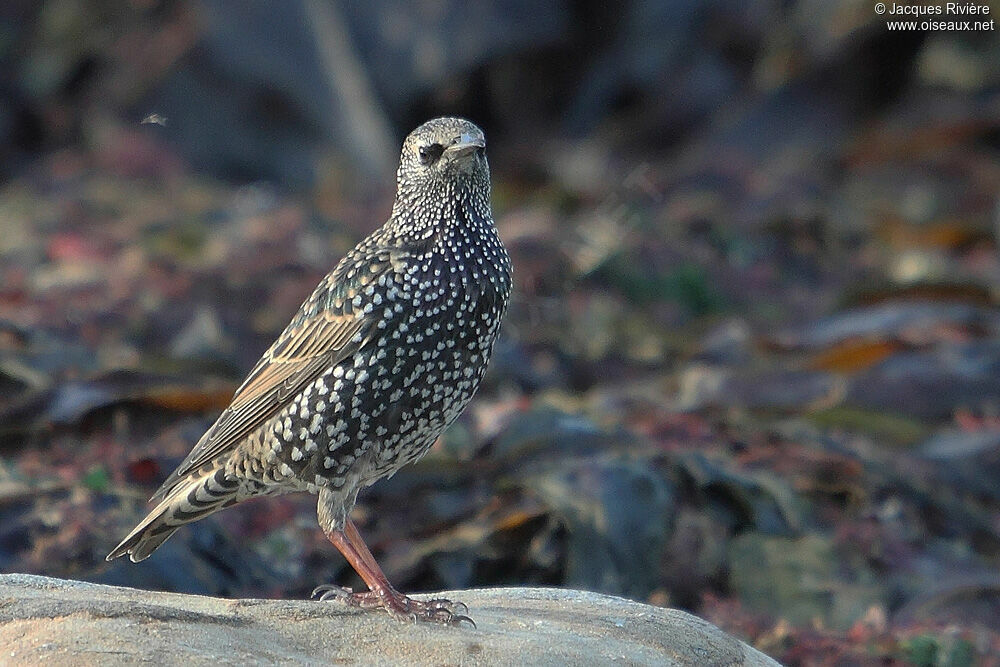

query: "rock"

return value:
[676, 365, 840, 414]
[529, 457, 677, 599]
[847, 342, 1000, 420]
[0, 574, 777, 666]
[148, 0, 396, 187]
[917, 429, 1000, 502]
[340, 0, 567, 112]
[169, 304, 230, 361]
[728, 534, 885, 631]
[146, 0, 569, 186]
[772, 301, 985, 350]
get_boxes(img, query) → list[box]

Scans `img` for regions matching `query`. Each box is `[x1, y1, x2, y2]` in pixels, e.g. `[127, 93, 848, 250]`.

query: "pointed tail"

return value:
[107, 467, 239, 562]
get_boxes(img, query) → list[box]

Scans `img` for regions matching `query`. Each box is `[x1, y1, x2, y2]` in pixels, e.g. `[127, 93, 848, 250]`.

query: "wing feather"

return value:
[150, 248, 401, 502]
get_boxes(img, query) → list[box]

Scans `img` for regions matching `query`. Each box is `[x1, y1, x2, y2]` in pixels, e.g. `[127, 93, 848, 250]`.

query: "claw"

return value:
[311, 584, 352, 601]
[313, 585, 474, 626]
[448, 614, 478, 630]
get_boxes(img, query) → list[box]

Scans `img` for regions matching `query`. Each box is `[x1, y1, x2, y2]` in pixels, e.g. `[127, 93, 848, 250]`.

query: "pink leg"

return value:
[313, 518, 473, 626]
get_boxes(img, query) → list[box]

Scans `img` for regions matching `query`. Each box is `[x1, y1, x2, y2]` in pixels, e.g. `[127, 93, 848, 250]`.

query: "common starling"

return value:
[107, 117, 512, 625]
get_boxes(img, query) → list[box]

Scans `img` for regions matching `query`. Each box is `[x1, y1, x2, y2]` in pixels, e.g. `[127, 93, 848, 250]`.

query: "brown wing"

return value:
[150, 246, 402, 502]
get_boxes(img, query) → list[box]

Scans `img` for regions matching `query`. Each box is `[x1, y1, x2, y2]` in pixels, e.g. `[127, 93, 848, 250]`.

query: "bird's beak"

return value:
[446, 133, 485, 159]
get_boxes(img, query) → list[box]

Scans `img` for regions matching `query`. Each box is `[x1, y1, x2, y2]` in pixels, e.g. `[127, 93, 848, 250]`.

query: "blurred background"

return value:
[1, 0, 999, 662]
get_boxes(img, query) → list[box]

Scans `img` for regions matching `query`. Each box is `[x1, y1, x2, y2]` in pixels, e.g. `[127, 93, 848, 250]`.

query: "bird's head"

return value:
[397, 117, 489, 193]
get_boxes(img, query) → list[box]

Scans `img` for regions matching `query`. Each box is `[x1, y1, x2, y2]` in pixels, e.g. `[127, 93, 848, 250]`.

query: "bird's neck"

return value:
[386, 178, 493, 248]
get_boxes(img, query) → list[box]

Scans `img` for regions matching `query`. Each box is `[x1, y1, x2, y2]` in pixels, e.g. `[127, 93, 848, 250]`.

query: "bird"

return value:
[107, 117, 512, 625]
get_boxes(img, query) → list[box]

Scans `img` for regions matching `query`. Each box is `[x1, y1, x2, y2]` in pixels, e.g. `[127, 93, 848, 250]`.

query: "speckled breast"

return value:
[368, 274, 502, 470]
[273, 248, 509, 493]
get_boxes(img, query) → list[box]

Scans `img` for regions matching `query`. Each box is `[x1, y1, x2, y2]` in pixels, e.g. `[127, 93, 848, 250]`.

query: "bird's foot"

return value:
[312, 584, 474, 627]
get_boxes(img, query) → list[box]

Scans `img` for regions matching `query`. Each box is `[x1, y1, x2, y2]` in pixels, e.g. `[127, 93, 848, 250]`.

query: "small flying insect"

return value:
[140, 114, 168, 127]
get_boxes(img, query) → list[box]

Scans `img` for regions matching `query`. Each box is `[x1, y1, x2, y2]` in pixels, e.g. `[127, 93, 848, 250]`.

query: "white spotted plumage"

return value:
[107, 117, 511, 566]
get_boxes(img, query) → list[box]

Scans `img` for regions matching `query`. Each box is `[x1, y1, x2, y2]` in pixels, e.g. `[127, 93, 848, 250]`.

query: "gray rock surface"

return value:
[0, 574, 778, 666]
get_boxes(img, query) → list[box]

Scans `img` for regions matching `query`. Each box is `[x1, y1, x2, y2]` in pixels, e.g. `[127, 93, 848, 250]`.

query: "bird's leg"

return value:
[313, 518, 473, 627]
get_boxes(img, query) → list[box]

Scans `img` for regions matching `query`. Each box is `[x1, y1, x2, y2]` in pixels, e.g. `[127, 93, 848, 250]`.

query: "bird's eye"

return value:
[418, 143, 444, 166]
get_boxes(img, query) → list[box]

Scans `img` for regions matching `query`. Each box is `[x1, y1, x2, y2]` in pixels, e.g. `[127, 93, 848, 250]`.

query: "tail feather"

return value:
[107, 467, 239, 563]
